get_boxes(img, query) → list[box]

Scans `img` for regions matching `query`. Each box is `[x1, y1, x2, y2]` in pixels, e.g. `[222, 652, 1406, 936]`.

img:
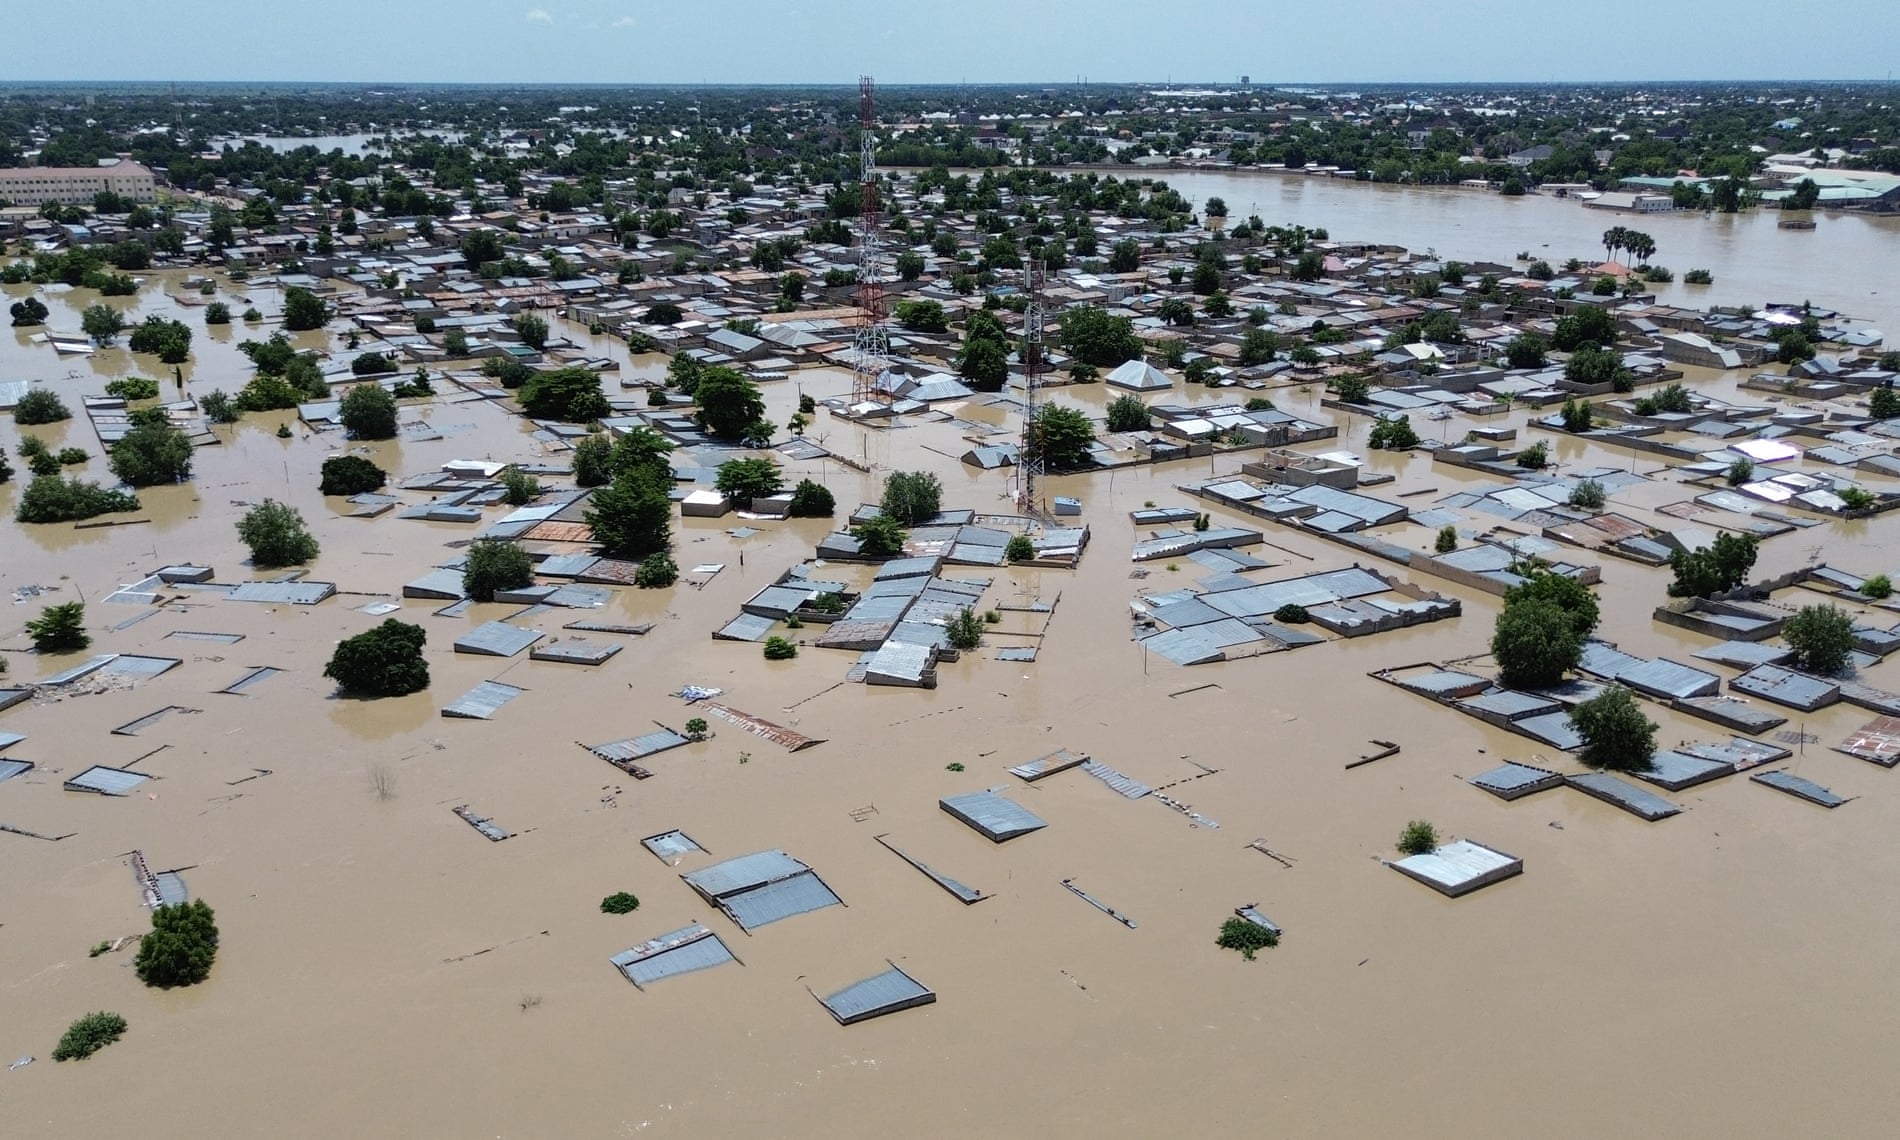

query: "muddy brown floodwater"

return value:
[4, 266, 1900, 1139]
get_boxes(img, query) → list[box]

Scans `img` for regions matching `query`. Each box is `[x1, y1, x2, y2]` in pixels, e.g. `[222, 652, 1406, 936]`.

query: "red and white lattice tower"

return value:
[1017, 258, 1046, 517]
[850, 76, 888, 406]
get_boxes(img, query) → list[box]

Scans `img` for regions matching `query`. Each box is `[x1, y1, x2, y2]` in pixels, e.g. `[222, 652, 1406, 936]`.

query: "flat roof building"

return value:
[0, 160, 157, 207]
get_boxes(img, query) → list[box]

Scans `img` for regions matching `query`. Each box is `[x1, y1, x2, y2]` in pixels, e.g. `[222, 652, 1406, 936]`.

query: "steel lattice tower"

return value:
[850, 76, 888, 406]
[1017, 258, 1046, 517]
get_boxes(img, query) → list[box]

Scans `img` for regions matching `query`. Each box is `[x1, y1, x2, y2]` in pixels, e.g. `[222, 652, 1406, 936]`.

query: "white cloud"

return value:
[525, 8, 553, 23]
[612, 15, 637, 27]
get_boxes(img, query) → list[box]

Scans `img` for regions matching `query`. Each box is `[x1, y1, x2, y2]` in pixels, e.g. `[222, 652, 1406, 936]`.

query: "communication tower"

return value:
[1017, 258, 1047, 517]
[850, 76, 888, 406]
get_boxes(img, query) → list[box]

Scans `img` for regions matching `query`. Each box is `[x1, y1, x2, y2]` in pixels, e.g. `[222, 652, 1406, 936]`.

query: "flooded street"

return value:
[5, 221, 1900, 1138]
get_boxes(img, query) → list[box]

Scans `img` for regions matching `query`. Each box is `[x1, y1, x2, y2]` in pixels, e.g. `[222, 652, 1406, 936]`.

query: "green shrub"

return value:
[1683, 269, 1713, 285]
[634, 551, 678, 588]
[105, 377, 160, 401]
[134, 900, 219, 988]
[1368, 414, 1419, 450]
[15, 475, 140, 524]
[881, 470, 943, 525]
[324, 618, 429, 697]
[571, 434, 613, 487]
[52, 1012, 127, 1062]
[1274, 603, 1310, 624]
[1839, 487, 1877, 511]
[1560, 398, 1594, 432]
[1005, 534, 1036, 563]
[1397, 820, 1439, 856]
[1569, 479, 1606, 509]
[318, 455, 387, 496]
[1667, 532, 1758, 598]
[14, 388, 70, 425]
[789, 478, 835, 517]
[599, 892, 641, 915]
[851, 514, 907, 557]
[1105, 393, 1151, 432]
[463, 539, 534, 601]
[108, 419, 194, 486]
[1492, 596, 1583, 687]
[1435, 525, 1458, 553]
[205, 302, 231, 325]
[1516, 441, 1549, 469]
[28, 450, 59, 475]
[236, 499, 319, 566]
[763, 635, 798, 660]
[1215, 917, 1279, 961]
[684, 717, 708, 740]
[1861, 574, 1892, 600]
[1727, 458, 1755, 486]
[946, 607, 984, 650]
[501, 468, 541, 506]
[26, 601, 90, 652]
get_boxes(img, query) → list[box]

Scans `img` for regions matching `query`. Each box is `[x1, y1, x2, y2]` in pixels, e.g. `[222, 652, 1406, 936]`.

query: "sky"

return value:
[9, 1, 1900, 86]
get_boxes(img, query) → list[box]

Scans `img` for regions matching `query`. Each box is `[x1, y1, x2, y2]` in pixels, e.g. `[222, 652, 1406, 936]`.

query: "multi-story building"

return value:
[0, 159, 157, 207]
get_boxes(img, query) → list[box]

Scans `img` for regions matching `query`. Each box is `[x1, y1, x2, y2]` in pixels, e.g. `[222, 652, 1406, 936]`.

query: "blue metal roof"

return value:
[819, 966, 936, 1025]
[611, 923, 737, 988]
[940, 790, 1049, 842]
[682, 850, 811, 898]
[720, 872, 844, 931]
[452, 621, 544, 658]
[442, 680, 526, 719]
[65, 766, 152, 796]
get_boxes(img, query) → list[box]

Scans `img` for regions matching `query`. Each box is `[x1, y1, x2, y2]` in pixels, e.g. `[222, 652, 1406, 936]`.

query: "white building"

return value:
[0, 159, 157, 208]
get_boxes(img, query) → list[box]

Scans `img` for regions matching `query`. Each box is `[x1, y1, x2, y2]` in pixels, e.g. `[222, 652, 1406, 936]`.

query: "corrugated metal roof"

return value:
[528, 638, 621, 665]
[866, 641, 935, 685]
[64, 765, 152, 796]
[0, 730, 25, 751]
[217, 666, 281, 695]
[40, 655, 117, 686]
[589, 728, 691, 762]
[610, 923, 737, 988]
[940, 790, 1048, 841]
[452, 621, 544, 657]
[1470, 761, 1563, 799]
[403, 569, 468, 599]
[0, 758, 34, 782]
[1751, 769, 1848, 807]
[720, 872, 845, 930]
[641, 829, 704, 864]
[153, 872, 189, 906]
[714, 612, 777, 642]
[227, 580, 336, 605]
[819, 966, 936, 1025]
[1081, 760, 1153, 799]
[1390, 839, 1523, 897]
[102, 654, 182, 679]
[682, 850, 811, 898]
[442, 680, 526, 719]
[1566, 772, 1681, 820]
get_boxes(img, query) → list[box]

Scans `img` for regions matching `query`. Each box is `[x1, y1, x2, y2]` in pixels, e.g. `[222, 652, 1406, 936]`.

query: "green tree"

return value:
[1870, 387, 1900, 420]
[851, 514, 908, 557]
[1397, 820, 1439, 856]
[1107, 239, 1141, 273]
[789, 478, 835, 517]
[1784, 604, 1855, 676]
[461, 227, 506, 270]
[608, 426, 675, 479]
[10, 296, 49, 326]
[1504, 570, 1600, 637]
[1505, 333, 1548, 370]
[572, 433, 614, 487]
[894, 251, 925, 281]
[894, 299, 947, 332]
[1435, 525, 1457, 553]
[15, 388, 72, 425]
[1058, 306, 1142, 366]
[957, 337, 1010, 392]
[1551, 306, 1617, 351]
[237, 499, 319, 567]
[501, 468, 540, 505]
[1570, 685, 1657, 772]
[1106, 393, 1151, 432]
[81, 303, 125, 345]
[1564, 345, 1632, 391]
[693, 368, 766, 439]
[600, 892, 642, 914]
[513, 311, 550, 350]
[204, 302, 232, 325]
[716, 457, 783, 507]
[107, 419, 193, 486]
[1334, 374, 1371, 404]
[463, 539, 535, 602]
[1006, 534, 1036, 563]
[763, 635, 798, 660]
[134, 900, 219, 988]
[519, 366, 609, 423]
[282, 286, 329, 331]
[1289, 250, 1325, 282]
[318, 455, 386, 495]
[1491, 597, 1583, 688]
[351, 351, 393, 376]
[26, 601, 89, 652]
[881, 470, 943, 525]
[14, 475, 139, 523]
[1026, 404, 1095, 470]
[946, 607, 984, 650]
[324, 619, 429, 697]
[1667, 533, 1758, 598]
[634, 551, 679, 588]
[1216, 917, 1279, 960]
[585, 465, 673, 558]
[1368, 415, 1420, 450]
[339, 383, 399, 439]
[127, 316, 192, 363]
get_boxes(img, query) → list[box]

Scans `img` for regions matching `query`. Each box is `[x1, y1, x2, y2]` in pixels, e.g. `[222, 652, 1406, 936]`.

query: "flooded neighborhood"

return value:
[5, 60, 1900, 1138]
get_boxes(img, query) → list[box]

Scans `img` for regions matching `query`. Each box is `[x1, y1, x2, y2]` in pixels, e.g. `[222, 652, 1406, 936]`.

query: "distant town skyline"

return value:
[10, 1, 1900, 86]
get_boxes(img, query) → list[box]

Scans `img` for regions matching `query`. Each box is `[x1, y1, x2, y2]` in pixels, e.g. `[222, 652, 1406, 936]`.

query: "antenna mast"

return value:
[1017, 258, 1046, 517]
[850, 76, 888, 406]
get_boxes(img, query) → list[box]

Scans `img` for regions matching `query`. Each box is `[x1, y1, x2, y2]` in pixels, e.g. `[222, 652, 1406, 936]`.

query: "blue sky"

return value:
[10, 1, 1898, 84]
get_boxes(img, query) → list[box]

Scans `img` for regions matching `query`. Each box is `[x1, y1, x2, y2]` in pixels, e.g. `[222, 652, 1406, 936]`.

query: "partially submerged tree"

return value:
[13, 388, 70, 425]
[237, 500, 319, 567]
[1570, 685, 1657, 772]
[107, 418, 194, 486]
[518, 366, 610, 423]
[1025, 404, 1096, 469]
[339, 383, 399, 440]
[1667, 532, 1758, 598]
[788, 478, 835, 517]
[1784, 604, 1856, 676]
[319, 456, 387, 496]
[851, 514, 907, 557]
[1397, 820, 1439, 856]
[1215, 917, 1279, 961]
[1491, 597, 1583, 688]
[585, 466, 672, 559]
[462, 539, 534, 602]
[134, 900, 219, 988]
[52, 1012, 127, 1062]
[324, 618, 430, 697]
[26, 601, 89, 652]
[715, 457, 783, 508]
[881, 470, 943, 525]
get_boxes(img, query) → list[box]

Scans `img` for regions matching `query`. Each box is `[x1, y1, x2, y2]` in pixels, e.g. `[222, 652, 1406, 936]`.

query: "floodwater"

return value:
[1120, 169, 1900, 336]
[4, 265, 1900, 1136]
